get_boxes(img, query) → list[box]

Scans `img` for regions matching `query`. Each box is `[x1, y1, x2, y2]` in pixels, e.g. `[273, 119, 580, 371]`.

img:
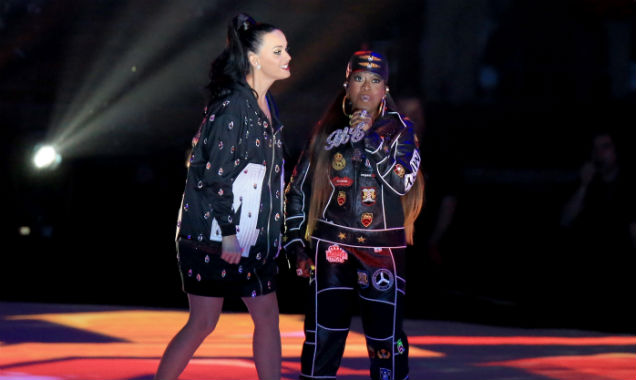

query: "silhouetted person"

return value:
[561, 132, 635, 330]
[396, 96, 461, 316]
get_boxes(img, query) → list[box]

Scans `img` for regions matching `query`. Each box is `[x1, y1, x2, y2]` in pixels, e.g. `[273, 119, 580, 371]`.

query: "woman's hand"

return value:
[350, 109, 373, 132]
[221, 235, 242, 264]
[294, 246, 315, 278]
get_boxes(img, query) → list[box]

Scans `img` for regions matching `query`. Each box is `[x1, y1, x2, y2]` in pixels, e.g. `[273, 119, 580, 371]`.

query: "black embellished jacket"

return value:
[284, 111, 420, 251]
[176, 84, 285, 266]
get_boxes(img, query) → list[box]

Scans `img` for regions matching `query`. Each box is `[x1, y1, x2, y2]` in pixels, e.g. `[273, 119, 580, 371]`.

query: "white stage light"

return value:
[33, 145, 61, 169]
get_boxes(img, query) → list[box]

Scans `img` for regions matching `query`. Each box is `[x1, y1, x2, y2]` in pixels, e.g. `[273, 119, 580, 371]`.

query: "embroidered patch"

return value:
[361, 187, 377, 206]
[352, 148, 363, 162]
[361, 212, 373, 227]
[396, 339, 405, 355]
[331, 176, 353, 187]
[404, 149, 421, 192]
[357, 270, 369, 288]
[377, 348, 391, 359]
[325, 244, 348, 263]
[332, 152, 346, 170]
[324, 126, 365, 150]
[393, 164, 405, 177]
[372, 268, 394, 291]
[379, 368, 392, 380]
[410, 149, 422, 171]
[337, 191, 347, 206]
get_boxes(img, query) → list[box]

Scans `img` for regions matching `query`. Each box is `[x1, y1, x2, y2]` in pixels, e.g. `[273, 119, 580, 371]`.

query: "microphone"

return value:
[354, 109, 369, 130]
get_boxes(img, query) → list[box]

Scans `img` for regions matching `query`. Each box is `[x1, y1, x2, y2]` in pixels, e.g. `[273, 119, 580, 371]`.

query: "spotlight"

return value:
[33, 144, 62, 169]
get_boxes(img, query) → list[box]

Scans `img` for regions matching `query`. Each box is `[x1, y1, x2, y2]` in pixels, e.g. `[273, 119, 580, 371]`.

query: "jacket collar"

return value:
[233, 83, 283, 132]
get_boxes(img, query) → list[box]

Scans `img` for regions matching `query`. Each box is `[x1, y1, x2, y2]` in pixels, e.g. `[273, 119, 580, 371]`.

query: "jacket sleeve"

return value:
[284, 149, 312, 250]
[198, 106, 244, 236]
[364, 114, 421, 196]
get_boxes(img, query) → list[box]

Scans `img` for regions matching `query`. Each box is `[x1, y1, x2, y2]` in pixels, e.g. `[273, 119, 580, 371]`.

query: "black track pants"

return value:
[299, 238, 409, 380]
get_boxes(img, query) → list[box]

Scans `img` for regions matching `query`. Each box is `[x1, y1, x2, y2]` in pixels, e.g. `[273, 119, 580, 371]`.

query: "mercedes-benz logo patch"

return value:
[372, 268, 394, 291]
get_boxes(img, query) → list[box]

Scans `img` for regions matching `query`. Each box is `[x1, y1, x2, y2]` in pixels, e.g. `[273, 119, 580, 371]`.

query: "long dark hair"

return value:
[304, 89, 347, 239]
[206, 13, 277, 102]
[305, 89, 425, 244]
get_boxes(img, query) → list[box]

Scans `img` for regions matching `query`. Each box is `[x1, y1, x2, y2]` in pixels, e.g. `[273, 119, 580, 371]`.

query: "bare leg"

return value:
[242, 292, 281, 380]
[154, 294, 224, 379]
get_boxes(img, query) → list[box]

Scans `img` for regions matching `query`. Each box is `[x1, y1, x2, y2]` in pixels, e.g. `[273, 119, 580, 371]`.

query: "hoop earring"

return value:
[377, 97, 387, 117]
[342, 95, 351, 117]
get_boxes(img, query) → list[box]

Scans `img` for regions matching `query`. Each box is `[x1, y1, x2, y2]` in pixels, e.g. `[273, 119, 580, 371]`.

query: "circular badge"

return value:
[332, 152, 346, 170]
[372, 268, 394, 291]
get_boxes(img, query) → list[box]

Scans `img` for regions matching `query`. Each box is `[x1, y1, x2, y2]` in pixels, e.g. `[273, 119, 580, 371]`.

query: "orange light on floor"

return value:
[409, 336, 636, 346]
[1, 310, 440, 380]
[482, 353, 636, 380]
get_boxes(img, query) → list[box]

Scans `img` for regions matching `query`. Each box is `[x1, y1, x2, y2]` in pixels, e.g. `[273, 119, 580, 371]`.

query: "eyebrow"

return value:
[355, 72, 382, 80]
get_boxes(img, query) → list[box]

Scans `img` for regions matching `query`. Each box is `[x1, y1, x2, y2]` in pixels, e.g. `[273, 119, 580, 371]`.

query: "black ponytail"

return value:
[206, 13, 277, 102]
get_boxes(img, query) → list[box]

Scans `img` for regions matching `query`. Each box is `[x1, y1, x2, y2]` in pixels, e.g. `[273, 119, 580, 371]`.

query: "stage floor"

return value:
[1, 302, 634, 380]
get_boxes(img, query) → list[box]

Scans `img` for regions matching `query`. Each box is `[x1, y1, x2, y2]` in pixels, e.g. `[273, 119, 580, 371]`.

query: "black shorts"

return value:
[177, 238, 277, 298]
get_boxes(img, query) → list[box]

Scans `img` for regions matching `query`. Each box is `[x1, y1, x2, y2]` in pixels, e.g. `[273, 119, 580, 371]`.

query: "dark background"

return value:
[2, 0, 635, 333]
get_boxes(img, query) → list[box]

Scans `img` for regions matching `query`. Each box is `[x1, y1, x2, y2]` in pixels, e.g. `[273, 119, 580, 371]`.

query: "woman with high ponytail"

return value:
[156, 13, 291, 380]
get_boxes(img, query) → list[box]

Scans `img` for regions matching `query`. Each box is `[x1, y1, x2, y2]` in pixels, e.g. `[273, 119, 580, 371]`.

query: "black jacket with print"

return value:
[176, 83, 285, 267]
[284, 111, 420, 251]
